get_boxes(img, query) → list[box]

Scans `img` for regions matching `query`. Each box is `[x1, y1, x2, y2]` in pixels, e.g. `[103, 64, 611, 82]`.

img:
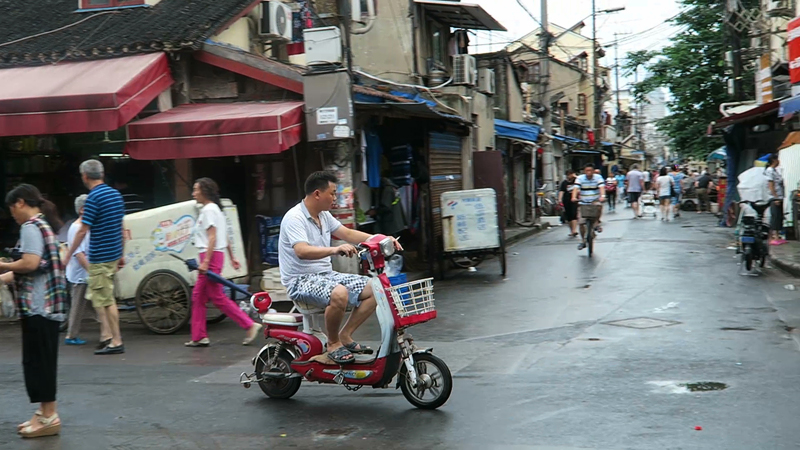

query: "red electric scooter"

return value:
[240, 235, 453, 409]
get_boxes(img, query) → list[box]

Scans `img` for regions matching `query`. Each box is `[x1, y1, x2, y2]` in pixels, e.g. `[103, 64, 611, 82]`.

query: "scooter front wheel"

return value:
[399, 353, 452, 410]
[255, 348, 301, 400]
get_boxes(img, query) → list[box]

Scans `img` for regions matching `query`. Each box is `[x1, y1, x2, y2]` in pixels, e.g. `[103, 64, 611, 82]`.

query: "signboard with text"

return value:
[789, 17, 800, 85]
[756, 53, 773, 105]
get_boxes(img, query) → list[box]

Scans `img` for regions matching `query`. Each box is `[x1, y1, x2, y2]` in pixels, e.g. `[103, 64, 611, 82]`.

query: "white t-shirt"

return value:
[194, 203, 228, 251]
[656, 175, 673, 197]
[66, 220, 89, 284]
[278, 201, 343, 287]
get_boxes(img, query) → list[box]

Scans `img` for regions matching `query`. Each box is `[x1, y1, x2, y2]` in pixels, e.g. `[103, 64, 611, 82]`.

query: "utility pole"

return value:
[614, 32, 621, 134]
[540, 0, 554, 212]
[592, 0, 600, 148]
[634, 68, 645, 166]
[613, 32, 630, 137]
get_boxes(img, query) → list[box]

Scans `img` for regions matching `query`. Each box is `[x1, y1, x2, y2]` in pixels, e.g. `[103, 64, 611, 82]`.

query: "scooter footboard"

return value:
[292, 357, 389, 386]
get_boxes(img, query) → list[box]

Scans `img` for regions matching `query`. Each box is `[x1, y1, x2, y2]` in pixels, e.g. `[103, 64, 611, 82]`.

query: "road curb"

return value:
[506, 223, 552, 246]
[771, 255, 800, 278]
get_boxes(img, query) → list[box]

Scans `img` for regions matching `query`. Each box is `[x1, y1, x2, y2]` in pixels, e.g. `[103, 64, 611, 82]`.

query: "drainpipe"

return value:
[409, 0, 420, 82]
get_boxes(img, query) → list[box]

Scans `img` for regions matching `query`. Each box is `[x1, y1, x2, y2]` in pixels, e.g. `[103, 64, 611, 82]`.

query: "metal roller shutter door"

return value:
[429, 132, 463, 238]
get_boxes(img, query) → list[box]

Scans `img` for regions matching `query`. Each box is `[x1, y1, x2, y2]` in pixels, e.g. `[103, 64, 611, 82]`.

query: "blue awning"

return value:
[551, 134, 587, 145]
[780, 95, 800, 117]
[494, 119, 540, 142]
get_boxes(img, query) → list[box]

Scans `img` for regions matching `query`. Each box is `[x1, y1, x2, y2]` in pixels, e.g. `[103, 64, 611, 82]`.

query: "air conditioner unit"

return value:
[478, 68, 495, 95]
[453, 54, 477, 86]
[767, 0, 793, 16]
[259, 1, 293, 40]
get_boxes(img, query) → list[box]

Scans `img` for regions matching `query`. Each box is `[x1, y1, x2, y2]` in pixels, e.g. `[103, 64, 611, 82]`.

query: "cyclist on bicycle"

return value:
[571, 163, 606, 251]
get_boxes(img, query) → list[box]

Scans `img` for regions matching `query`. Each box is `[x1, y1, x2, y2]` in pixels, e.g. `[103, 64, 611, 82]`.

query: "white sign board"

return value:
[441, 188, 500, 252]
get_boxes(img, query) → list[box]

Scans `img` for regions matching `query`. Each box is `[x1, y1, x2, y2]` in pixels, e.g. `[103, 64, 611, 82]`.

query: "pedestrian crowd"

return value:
[558, 163, 724, 230]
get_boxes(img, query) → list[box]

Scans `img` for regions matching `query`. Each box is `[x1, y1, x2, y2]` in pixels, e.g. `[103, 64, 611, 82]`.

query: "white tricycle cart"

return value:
[115, 199, 248, 334]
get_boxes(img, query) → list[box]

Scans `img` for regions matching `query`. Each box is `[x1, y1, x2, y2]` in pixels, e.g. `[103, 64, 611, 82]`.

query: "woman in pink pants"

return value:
[185, 178, 262, 347]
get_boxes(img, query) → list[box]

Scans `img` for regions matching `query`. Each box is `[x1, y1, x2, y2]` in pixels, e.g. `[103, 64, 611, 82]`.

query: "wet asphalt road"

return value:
[3, 208, 800, 449]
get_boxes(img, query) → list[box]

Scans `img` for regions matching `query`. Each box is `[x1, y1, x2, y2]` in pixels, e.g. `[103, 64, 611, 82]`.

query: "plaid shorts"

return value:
[287, 272, 369, 308]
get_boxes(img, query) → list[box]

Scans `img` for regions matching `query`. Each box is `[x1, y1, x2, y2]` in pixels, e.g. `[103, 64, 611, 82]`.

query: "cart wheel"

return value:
[451, 255, 484, 269]
[135, 269, 191, 335]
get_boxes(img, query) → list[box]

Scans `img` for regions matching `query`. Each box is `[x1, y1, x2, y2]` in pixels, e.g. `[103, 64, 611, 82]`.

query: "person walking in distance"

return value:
[695, 171, 715, 213]
[626, 165, 645, 218]
[605, 173, 618, 212]
[0, 185, 67, 438]
[656, 167, 674, 221]
[185, 178, 262, 347]
[615, 170, 627, 206]
[65, 160, 126, 355]
[765, 154, 786, 245]
[669, 165, 686, 219]
[64, 195, 109, 346]
[559, 170, 579, 237]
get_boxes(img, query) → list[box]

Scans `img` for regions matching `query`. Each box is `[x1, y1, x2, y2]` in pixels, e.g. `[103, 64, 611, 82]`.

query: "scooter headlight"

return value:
[379, 237, 396, 257]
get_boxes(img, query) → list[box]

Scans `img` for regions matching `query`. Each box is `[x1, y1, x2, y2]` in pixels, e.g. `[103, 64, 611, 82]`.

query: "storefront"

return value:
[353, 89, 470, 273]
[0, 53, 174, 249]
[494, 119, 541, 225]
[125, 101, 307, 273]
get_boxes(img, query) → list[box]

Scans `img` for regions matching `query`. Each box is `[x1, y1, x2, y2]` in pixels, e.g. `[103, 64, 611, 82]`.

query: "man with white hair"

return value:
[64, 195, 110, 346]
[65, 160, 126, 355]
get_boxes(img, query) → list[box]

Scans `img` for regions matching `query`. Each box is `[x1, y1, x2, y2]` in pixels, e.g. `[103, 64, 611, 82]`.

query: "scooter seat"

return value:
[260, 313, 304, 327]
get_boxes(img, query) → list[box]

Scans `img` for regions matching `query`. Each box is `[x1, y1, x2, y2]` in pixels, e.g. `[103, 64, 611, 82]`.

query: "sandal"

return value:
[19, 413, 60, 438]
[344, 341, 373, 354]
[327, 345, 354, 364]
[18, 409, 42, 431]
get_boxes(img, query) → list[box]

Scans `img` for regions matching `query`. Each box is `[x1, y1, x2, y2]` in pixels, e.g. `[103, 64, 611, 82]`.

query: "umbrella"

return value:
[178, 256, 252, 298]
[707, 147, 726, 161]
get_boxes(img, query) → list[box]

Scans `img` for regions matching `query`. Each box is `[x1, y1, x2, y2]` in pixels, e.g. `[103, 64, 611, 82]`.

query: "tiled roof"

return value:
[0, 0, 258, 67]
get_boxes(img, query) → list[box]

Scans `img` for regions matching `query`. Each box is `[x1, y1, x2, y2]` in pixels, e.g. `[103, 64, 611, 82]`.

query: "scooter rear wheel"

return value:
[399, 353, 452, 410]
[255, 348, 301, 400]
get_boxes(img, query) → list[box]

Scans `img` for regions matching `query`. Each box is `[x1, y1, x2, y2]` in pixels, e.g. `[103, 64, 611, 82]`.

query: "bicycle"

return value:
[579, 203, 602, 257]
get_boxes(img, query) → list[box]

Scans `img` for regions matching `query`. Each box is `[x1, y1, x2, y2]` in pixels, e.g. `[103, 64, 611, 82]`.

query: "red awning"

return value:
[125, 102, 304, 160]
[0, 53, 173, 137]
[711, 100, 780, 130]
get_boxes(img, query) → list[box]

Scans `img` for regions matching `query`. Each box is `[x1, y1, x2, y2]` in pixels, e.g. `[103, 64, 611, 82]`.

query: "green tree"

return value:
[625, 0, 755, 160]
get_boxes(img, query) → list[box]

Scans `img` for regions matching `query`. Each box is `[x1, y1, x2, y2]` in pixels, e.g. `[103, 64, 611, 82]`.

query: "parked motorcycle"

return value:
[737, 200, 770, 271]
[240, 234, 453, 410]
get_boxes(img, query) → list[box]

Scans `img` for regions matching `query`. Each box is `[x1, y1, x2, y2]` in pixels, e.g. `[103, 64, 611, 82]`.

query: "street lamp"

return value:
[592, 4, 625, 150]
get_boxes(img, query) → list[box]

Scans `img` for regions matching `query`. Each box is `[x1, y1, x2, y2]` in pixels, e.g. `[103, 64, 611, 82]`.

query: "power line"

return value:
[515, 0, 543, 28]
[0, 10, 118, 49]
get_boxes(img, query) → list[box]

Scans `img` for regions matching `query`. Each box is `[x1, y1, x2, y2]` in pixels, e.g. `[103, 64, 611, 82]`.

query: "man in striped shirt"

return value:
[571, 163, 606, 250]
[66, 160, 126, 355]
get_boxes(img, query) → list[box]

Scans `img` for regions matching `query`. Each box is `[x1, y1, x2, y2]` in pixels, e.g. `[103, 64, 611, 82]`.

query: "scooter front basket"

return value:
[387, 277, 436, 327]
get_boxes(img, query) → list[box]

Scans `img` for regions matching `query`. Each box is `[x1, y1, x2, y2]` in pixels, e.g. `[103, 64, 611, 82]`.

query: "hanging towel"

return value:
[360, 132, 368, 182]
[365, 127, 383, 188]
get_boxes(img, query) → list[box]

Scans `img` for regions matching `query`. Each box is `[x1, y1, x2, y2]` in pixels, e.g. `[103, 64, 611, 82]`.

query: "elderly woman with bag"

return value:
[0, 184, 67, 438]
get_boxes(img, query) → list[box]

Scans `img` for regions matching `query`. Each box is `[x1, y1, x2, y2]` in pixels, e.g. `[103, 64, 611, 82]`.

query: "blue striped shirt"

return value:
[575, 174, 606, 204]
[82, 183, 125, 264]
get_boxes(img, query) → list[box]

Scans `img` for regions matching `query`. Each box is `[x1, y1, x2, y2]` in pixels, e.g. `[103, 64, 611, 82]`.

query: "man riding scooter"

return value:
[278, 171, 401, 365]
